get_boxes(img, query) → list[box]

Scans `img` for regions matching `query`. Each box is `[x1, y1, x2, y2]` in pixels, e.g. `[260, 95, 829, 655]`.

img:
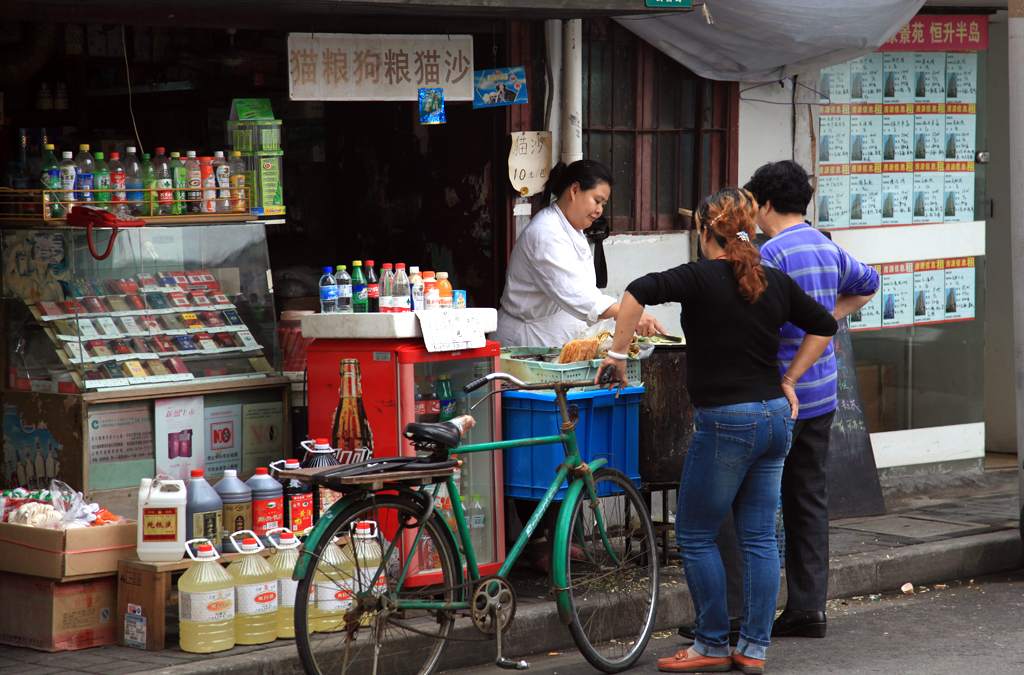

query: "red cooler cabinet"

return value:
[307, 339, 506, 583]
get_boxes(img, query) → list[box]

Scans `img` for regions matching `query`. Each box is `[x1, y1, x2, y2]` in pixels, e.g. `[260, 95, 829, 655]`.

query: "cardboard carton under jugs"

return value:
[0, 572, 117, 651]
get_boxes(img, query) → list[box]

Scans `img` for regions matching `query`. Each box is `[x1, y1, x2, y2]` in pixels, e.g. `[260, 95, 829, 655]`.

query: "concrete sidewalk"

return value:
[1, 484, 1020, 675]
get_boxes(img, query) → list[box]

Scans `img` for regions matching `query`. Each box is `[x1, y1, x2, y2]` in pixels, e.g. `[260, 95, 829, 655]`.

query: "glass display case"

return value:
[2, 222, 279, 392]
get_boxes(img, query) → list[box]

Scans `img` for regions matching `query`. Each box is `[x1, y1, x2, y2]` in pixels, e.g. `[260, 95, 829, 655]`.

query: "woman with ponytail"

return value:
[495, 159, 663, 348]
[596, 188, 838, 675]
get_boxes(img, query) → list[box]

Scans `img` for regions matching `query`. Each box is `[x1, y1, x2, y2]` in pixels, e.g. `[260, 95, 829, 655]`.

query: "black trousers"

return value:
[718, 409, 835, 616]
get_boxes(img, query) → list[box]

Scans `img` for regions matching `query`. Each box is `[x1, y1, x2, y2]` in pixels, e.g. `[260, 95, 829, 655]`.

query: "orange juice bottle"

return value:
[436, 272, 453, 309]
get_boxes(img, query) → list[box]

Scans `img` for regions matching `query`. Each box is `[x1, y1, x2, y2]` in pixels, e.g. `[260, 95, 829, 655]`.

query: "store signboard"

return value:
[881, 15, 988, 51]
[288, 33, 474, 101]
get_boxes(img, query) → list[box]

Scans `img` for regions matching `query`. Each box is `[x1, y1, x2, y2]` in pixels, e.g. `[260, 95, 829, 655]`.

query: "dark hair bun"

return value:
[542, 159, 612, 203]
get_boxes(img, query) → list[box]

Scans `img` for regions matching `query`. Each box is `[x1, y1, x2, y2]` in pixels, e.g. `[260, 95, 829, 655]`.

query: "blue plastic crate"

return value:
[501, 387, 644, 500]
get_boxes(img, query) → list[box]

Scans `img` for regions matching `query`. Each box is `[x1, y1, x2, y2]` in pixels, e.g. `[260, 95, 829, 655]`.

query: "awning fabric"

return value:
[616, 0, 926, 82]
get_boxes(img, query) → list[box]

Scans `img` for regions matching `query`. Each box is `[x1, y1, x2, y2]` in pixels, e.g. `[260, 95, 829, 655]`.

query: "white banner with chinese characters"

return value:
[288, 33, 473, 101]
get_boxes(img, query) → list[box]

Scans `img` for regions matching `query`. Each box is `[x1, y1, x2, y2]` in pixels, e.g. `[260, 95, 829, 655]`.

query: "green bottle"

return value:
[351, 261, 368, 313]
[140, 153, 155, 217]
[93, 152, 110, 205]
[169, 152, 187, 215]
[40, 144, 61, 218]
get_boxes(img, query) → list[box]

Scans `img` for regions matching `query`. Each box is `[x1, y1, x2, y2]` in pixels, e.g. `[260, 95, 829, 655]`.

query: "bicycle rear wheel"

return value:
[294, 492, 460, 675]
[563, 468, 659, 673]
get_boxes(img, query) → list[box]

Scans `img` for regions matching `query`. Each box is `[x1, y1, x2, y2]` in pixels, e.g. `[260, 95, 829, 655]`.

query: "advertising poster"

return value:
[3, 404, 63, 490]
[882, 52, 914, 104]
[912, 164, 945, 224]
[849, 266, 883, 331]
[943, 164, 975, 224]
[913, 259, 946, 324]
[881, 165, 914, 225]
[945, 52, 978, 105]
[817, 169, 851, 229]
[849, 53, 883, 104]
[914, 52, 947, 104]
[820, 62, 851, 104]
[849, 166, 882, 227]
[882, 104, 914, 162]
[155, 396, 205, 480]
[944, 110, 977, 162]
[819, 105, 851, 165]
[880, 262, 914, 328]
[472, 66, 528, 108]
[204, 404, 243, 477]
[943, 257, 977, 321]
[88, 406, 154, 465]
[242, 402, 285, 474]
[850, 106, 883, 163]
[913, 109, 946, 162]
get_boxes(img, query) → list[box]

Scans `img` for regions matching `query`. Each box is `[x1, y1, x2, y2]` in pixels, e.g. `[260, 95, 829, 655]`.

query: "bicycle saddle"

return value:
[403, 421, 462, 450]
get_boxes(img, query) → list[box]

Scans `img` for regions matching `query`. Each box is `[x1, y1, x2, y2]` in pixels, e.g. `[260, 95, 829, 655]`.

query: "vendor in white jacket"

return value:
[496, 160, 663, 347]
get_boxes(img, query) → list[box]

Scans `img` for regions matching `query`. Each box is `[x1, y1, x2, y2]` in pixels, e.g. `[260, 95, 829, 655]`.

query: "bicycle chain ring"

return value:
[470, 575, 516, 635]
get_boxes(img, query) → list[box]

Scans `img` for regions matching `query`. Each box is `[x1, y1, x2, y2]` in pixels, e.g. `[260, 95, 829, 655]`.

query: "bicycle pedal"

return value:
[495, 658, 530, 670]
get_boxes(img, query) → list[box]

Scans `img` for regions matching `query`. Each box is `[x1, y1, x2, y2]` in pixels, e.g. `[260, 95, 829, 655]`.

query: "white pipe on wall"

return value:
[546, 19, 563, 161]
[561, 18, 583, 165]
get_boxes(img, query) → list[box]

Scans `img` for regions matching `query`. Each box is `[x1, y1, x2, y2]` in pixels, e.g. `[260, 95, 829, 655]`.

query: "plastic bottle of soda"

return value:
[108, 152, 127, 214]
[226, 536, 279, 645]
[379, 263, 394, 313]
[41, 144, 61, 218]
[408, 266, 424, 310]
[152, 148, 173, 216]
[179, 542, 235, 653]
[229, 151, 247, 213]
[336, 265, 353, 313]
[266, 529, 302, 639]
[185, 151, 202, 213]
[170, 152, 187, 215]
[436, 272, 453, 309]
[58, 151, 77, 216]
[212, 151, 231, 213]
[93, 152, 110, 205]
[124, 147, 143, 215]
[74, 144, 95, 203]
[470, 495, 488, 556]
[423, 271, 439, 309]
[319, 266, 339, 314]
[424, 375, 440, 422]
[351, 261, 368, 313]
[140, 152, 155, 216]
[392, 263, 411, 313]
[200, 156, 217, 213]
[364, 260, 379, 312]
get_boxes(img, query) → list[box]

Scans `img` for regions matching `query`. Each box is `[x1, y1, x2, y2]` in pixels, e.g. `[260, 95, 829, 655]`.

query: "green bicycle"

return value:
[289, 372, 659, 675]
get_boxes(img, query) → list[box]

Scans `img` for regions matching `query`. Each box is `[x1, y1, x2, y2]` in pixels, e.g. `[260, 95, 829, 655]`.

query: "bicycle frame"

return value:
[295, 380, 616, 625]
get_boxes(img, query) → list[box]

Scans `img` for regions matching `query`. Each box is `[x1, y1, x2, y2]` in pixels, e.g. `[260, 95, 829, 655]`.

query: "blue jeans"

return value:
[676, 397, 794, 660]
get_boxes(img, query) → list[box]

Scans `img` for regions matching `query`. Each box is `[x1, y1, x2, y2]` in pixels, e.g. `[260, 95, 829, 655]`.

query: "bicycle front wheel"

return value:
[563, 468, 659, 673]
[294, 492, 460, 675]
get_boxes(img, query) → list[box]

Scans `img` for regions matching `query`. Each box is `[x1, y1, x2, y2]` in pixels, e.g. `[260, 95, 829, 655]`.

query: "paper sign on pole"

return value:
[508, 132, 552, 197]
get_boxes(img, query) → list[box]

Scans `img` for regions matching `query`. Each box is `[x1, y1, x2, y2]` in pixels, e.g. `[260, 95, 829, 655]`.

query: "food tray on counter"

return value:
[500, 347, 641, 389]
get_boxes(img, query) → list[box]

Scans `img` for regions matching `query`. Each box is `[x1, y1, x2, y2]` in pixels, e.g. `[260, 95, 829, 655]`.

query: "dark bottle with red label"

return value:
[245, 467, 283, 546]
[278, 458, 314, 533]
[365, 260, 379, 312]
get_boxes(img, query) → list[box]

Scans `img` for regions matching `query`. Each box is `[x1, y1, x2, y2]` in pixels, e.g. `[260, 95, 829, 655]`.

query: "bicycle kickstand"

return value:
[493, 605, 529, 670]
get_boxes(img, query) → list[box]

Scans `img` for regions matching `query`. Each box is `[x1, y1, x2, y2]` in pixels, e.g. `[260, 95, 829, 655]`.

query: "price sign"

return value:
[508, 131, 552, 197]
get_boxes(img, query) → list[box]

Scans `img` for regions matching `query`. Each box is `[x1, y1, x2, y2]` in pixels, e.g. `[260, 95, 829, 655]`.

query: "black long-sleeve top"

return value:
[626, 260, 838, 407]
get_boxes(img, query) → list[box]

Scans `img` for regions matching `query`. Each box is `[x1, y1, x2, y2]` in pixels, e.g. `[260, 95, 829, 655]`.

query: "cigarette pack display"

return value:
[195, 333, 217, 350]
[95, 317, 120, 336]
[73, 279, 92, 298]
[83, 368, 105, 381]
[117, 316, 141, 334]
[130, 337, 152, 353]
[209, 292, 229, 305]
[123, 360, 148, 378]
[166, 271, 189, 286]
[181, 313, 204, 330]
[222, 309, 244, 326]
[173, 335, 198, 351]
[151, 335, 175, 352]
[189, 291, 212, 307]
[145, 292, 170, 310]
[124, 294, 147, 312]
[110, 339, 132, 355]
[168, 292, 190, 308]
[87, 340, 113, 358]
[100, 361, 126, 379]
[214, 332, 237, 348]
[186, 269, 216, 286]
[117, 280, 140, 294]
[64, 342, 83, 359]
[136, 273, 158, 289]
[157, 273, 178, 288]
[87, 279, 107, 296]
[103, 279, 122, 295]
[146, 360, 172, 376]
[75, 318, 100, 339]
[36, 302, 62, 317]
[59, 300, 85, 315]
[53, 319, 76, 336]
[167, 357, 190, 375]
[82, 296, 108, 314]
[201, 311, 225, 327]
[235, 330, 260, 349]
[160, 314, 185, 331]
[105, 295, 130, 312]
[138, 315, 161, 333]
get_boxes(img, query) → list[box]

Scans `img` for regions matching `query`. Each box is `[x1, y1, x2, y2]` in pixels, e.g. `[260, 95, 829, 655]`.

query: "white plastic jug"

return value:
[137, 477, 187, 561]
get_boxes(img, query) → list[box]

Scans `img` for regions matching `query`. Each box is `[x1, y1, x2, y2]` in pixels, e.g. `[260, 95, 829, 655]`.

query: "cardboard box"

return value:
[0, 572, 116, 651]
[0, 521, 137, 581]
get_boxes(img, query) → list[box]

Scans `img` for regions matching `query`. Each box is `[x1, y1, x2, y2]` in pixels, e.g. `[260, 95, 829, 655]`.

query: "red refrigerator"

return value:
[307, 338, 506, 584]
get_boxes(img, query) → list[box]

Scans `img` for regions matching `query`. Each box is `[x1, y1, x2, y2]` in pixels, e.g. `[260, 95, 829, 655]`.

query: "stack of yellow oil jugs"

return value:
[178, 522, 384, 653]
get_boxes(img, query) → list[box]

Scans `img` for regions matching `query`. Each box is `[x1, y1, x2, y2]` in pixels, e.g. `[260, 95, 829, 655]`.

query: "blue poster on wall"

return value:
[473, 67, 529, 109]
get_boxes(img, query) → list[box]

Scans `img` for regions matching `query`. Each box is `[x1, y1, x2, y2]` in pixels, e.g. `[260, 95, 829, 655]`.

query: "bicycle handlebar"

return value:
[464, 371, 612, 395]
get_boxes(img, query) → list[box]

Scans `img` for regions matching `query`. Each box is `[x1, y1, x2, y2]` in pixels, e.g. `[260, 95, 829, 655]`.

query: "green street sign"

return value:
[646, 0, 693, 7]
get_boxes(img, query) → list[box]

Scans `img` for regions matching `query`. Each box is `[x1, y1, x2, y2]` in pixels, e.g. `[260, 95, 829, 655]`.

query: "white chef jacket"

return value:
[495, 203, 617, 347]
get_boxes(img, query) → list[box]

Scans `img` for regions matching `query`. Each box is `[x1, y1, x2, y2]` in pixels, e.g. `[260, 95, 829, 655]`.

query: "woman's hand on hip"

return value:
[782, 381, 799, 419]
